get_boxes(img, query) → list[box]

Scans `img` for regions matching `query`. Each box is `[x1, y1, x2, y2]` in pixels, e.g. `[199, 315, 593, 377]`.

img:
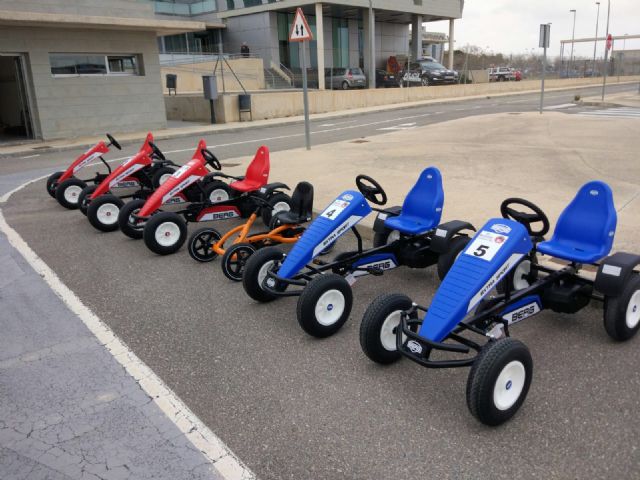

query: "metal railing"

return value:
[159, 52, 261, 66]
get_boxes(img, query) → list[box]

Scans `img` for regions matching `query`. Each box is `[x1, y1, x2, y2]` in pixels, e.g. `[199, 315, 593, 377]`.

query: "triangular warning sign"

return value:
[289, 7, 313, 42]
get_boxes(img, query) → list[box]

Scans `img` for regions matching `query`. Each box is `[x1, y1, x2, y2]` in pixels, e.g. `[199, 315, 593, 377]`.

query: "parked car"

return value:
[488, 67, 515, 82]
[325, 67, 367, 89]
[400, 60, 458, 87]
[375, 69, 399, 87]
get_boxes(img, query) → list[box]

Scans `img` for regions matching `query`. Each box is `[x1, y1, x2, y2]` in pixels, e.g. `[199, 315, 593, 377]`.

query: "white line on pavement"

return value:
[20, 154, 40, 159]
[544, 103, 576, 110]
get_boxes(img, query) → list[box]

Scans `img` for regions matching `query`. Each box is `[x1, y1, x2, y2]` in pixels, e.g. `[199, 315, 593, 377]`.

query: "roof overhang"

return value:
[0, 9, 212, 35]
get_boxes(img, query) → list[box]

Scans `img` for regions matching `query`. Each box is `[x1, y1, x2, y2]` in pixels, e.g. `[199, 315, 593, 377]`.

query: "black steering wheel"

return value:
[148, 141, 166, 161]
[355, 174, 387, 206]
[106, 133, 121, 150]
[500, 198, 550, 237]
[201, 149, 222, 171]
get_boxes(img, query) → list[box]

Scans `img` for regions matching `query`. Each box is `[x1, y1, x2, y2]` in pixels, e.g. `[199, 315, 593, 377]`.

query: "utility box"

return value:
[203, 75, 218, 100]
[238, 94, 252, 121]
[166, 74, 177, 95]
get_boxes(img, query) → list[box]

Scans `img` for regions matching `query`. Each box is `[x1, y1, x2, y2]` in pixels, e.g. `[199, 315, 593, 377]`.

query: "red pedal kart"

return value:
[47, 133, 122, 209]
[80, 135, 180, 232]
[119, 143, 293, 255]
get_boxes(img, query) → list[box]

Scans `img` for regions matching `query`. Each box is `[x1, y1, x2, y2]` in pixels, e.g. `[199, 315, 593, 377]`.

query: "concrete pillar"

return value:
[316, 3, 325, 90]
[411, 14, 423, 61]
[363, 6, 376, 88]
[448, 19, 455, 70]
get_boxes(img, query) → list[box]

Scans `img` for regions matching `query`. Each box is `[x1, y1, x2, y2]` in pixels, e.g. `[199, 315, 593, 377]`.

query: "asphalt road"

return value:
[3, 85, 640, 480]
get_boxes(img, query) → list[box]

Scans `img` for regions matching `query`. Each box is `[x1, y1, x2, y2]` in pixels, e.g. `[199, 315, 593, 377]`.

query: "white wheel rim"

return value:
[159, 174, 172, 185]
[493, 360, 526, 411]
[387, 230, 400, 244]
[314, 289, 345, 326]
[626, 290, 640, 329]
[96, 203, 119, 225]
[258, 260, 276, 290]
[64, 185, 82, 203]
[155, 222, 181, 247]
[271, 201, 290, 216]
[513, 260, 532, 290]
[210, 189, 229, 203]
[380, 310, 407, 351]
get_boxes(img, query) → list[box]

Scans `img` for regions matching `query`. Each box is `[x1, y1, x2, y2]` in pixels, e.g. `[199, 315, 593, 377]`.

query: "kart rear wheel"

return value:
[603, 273, 640, 341]
[466, 338, 533, 426]
[221, 243, 256, 281]
[188, 227, 222, 262]
[203, 180, 232, 203]
[118, 199, 146, 239]
[151, 167, 176, 189]
[373, 229, 401, 248]
[143, 212, 187, 255]
[55, 178, 87, 209]
[242, 246, 285, 303]
[296, 273, 353, 338]
[46, 171, 63, 198]
[261, 193, 292, 226]
[87, 194, 124, 232]
[360, 293, 413, 364]
[78, 184, 97, 215]
[436, 235, 471, 280]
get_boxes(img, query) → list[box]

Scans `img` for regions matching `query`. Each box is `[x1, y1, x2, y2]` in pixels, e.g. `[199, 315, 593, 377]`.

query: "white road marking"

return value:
[544, 103, 576, 110]
[20, 154, 40, 159]
[578, 107, 640, 118]
[0, 183, 255, 480]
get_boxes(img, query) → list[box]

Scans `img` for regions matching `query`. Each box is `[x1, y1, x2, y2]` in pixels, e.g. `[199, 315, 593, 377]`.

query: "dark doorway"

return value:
[0, 55, 34, 142]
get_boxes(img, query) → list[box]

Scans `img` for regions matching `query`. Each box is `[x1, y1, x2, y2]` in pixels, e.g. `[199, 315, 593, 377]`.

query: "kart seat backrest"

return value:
[230, 145, 270, 192]
[537, 181, 617, 264]
[272, 181, 313, 225]
[383, 166, 444, 235]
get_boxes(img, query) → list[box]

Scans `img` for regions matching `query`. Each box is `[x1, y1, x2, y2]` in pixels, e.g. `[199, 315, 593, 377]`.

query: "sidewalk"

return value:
[580, 90, 640, 107]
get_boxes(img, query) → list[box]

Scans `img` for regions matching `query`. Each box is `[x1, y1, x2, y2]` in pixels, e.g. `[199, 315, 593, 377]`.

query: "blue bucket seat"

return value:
[537, 181, 616, 264]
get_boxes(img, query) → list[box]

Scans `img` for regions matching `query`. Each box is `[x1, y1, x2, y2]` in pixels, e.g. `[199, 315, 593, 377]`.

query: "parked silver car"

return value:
[325, 67, 367, 89]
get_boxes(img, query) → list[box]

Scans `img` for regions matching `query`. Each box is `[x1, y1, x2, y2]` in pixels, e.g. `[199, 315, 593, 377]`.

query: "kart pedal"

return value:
[312, 259, 328, 266]
[366, 267, 385, 276]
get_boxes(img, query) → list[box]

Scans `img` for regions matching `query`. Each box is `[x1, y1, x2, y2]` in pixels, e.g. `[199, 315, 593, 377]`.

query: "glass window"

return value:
[420, 61, 445, 70]
[243, 0, 262, 6]
[332, 18, 349, 68]
[107, 56, 138, 75]
[50, 54, 142, 76]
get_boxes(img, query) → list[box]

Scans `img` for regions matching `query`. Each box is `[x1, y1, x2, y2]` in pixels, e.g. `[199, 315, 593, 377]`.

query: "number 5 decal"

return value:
[473, 245, 489, 257]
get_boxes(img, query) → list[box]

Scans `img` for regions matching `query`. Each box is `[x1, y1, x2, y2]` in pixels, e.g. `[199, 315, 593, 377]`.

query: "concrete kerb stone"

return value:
[2, 79, 639, 158]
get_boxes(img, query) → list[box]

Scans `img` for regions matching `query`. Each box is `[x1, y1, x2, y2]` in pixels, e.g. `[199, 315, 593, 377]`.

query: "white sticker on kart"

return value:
[602, 264, 622, 276]
[171, 161, 196, 179]
[464, 230, 508, 262]
[73, 152, 102, 173]
[321, 199, 350, 221]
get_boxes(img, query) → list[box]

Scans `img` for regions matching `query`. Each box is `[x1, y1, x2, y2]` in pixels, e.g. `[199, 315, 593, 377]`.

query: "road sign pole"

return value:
[539, 24, 550, 114]
[302, 40, 311, 150]
[601, 0, 611, 101]
[540, 45, 546, 114]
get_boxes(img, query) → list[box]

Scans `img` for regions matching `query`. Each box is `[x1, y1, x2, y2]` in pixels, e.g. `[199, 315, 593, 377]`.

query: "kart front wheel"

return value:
[296, 273, 353, 338]
[221, 243, 256, 281]
[188, 227, 222, 262]
[78, 184, 98, 216]
[87, 194, 124, 232]
[55, 177, 87, 209]
[46, 171, 63, 198]
[466, 338, 533, 426]
[261, 193, 292, 226]
[603, 273, 640, 341]
[437, 235, 471, 280]
[242, 246, 285, 303]
[143, 212, 187, 255]
[373, 229, 401, 248]
[203, 180, 232, 203]
[151, 167, 176, 189]
[360, 293, 413, 364]
[118, 199, 147, 239]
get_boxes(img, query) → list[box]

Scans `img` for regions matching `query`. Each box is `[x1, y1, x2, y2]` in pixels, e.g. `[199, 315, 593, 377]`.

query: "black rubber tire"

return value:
[221, 243, 257, 282]
[261, 193, 293, 226]
[421, 76, 429, 86]
[436, 235, 471, 280]
[496, 255, 538, 294]
[360, 293, 413, 364]
[143, 211, 187, 255]
[188, 227, 222, 262]
[151, 167, 176, 189]
[78, 184, 98, 215]
[55, 177, 87, 209]
[46, 171, 63, 198]
[373, 229, 400, 248]
[603, 273, 640, 341]
[203, 180, 232, 203]
[118, 199, 147, 239]
[466, 338, 533, 426]
[341, 81, 349, 90]
[242, 246, 285, 303]
[296, 273, 353, 338]
[87, 194, 125, 232]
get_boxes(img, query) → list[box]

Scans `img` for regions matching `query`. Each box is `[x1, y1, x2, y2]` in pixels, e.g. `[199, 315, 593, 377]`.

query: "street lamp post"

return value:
[592, 2, 600, 75]
[601, 0, 610, 100]
[368, 0, 375, 89]
[569, 9, 577, 77]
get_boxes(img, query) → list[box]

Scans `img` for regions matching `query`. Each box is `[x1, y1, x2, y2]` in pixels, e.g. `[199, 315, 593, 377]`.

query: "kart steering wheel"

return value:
[500, 198, 550, 237]
[201, 149, 222, 171]
[148, 142, 166, 161]
[355, 174, 387, 206]
[106, 133, 121, 150]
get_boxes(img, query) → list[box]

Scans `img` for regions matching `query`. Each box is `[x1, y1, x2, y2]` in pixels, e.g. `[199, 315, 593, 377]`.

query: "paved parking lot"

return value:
[3, 106, 640, 479]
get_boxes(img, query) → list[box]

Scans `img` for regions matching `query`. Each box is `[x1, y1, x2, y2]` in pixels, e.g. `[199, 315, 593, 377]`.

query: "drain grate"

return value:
[350, 139, 370, 144]
[31, 145, 52, 150]
[508, 112, 522, 115]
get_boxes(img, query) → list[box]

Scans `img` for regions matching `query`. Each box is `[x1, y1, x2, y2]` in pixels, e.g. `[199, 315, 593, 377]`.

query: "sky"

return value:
[428, 0, 640, 58]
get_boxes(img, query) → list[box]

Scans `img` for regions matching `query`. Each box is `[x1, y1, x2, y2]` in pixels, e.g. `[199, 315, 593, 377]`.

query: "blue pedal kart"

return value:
[360, 181, 640, 426]
[242, 168, 476, 338]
